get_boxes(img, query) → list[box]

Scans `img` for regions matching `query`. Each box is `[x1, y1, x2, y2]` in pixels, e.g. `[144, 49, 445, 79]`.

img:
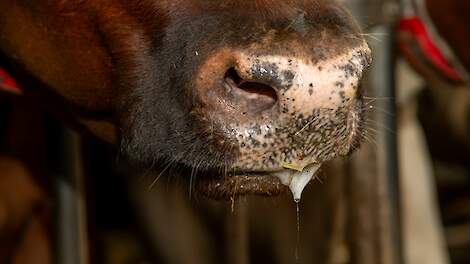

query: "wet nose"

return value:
[194, 44, 371, 124]
[237, 47, 371, 118]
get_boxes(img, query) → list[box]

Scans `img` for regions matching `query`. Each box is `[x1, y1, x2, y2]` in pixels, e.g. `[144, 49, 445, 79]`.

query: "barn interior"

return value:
[1, 0, 470, 263]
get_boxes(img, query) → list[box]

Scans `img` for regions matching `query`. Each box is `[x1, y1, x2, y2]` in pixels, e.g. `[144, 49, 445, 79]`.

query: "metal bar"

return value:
[47, 120, 89, 264]
[346, 1, 403, 263]
[369, 24, 403, 264]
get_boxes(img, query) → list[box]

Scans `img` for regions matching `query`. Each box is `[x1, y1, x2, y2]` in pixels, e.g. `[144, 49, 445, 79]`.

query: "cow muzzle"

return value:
[193, 42, 371, 199]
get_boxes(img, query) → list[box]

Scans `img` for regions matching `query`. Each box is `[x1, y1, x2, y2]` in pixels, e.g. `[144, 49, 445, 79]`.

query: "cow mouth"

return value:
[195, 166, 321, 200]
[196, 172, 286, 200]
[194, 100, 365, 200]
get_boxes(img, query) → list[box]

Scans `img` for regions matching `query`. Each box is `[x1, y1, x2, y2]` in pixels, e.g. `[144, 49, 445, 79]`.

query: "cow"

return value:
[0, 0, 371, 198]
[423, 0, 470, 152]
[427, 0, 470, 71]
[0, 0, 371, 262]
[398, 0, 470, 262]
[399, 0, 470, 161]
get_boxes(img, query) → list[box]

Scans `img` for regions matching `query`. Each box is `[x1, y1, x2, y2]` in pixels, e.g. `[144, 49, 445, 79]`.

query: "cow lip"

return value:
[196, 171, 287, 200]
[195, 167, 319, 200]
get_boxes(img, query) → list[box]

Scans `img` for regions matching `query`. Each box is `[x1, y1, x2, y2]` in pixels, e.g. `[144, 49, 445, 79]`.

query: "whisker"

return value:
[359, 33, 388, 42]
[374, 107, 395, 117]
[189, 159, 203, 199]
[364, 105, 395, 117]
[294, 108, 333, 136]
[364, 120, 396, 135]
[148, 159, 175, 190]
[295, 115, 320, 136]
[363, 96, 393, 100]
[360, 129, 379, 149]
[189, 165, 196, 199]
[359, 33, 389, 36]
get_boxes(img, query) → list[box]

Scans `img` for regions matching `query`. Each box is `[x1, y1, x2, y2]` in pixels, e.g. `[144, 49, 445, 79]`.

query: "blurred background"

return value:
[1, 0, 470, 263]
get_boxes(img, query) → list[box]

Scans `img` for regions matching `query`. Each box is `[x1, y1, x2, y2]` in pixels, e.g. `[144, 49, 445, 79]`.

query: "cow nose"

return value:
[223, 67, 279, 114]
[194, 45, 371, 125]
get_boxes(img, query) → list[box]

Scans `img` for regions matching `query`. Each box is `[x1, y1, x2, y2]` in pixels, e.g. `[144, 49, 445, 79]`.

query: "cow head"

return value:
[111, 0, 371, 198]
[1, 0, 371, 199]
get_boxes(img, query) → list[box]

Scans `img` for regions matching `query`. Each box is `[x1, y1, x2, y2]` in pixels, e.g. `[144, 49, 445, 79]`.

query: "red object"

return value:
[398, 16, 464, 82]
[0, 68, 22, 94]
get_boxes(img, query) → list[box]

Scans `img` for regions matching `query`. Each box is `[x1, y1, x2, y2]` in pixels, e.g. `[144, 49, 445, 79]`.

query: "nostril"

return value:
[224, 67, 278, 113]
[224, 67, 244, 87]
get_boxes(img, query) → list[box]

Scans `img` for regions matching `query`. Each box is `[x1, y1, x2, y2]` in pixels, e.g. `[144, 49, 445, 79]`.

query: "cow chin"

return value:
[194, 98, 365, 200]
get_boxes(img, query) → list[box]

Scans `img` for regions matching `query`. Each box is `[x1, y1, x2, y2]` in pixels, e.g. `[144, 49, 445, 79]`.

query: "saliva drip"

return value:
[273, 163, 321, 202]
[295, 200, 301, 263]
[271, 163, 320, 262]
